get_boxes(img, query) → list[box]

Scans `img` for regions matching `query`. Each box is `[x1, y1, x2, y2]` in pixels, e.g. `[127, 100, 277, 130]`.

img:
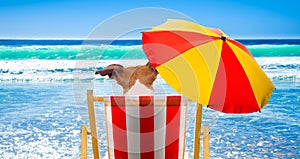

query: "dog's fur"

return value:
[95, 63, 158, 95]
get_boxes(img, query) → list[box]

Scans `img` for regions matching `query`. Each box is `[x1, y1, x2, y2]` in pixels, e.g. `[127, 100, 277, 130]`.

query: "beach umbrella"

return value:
[142, 19, 275, 114]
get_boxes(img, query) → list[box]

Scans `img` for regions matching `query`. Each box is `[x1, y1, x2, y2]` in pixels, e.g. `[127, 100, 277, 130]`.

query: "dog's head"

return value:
[95, 64, 124, 79]
[95, 62, 158, 94]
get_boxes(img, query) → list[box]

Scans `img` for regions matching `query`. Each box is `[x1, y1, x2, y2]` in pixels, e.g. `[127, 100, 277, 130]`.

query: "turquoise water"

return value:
[1, 44, 300, 60]
[0, 39, 300, 60]
[0, 45, 146, 60]
[248, 45, 300, 57]
[0, 39, 300, 158]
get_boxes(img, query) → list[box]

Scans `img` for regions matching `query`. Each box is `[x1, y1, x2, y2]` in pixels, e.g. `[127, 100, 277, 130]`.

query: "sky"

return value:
[0, 0, 299, 39]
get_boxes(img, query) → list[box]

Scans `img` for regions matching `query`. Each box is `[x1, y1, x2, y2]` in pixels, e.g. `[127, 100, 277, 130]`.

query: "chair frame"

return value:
[81, 89, 210, 159]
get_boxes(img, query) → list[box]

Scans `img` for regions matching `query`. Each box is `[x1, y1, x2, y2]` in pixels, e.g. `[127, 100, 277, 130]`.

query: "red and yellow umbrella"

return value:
[142, 19, 275, 114]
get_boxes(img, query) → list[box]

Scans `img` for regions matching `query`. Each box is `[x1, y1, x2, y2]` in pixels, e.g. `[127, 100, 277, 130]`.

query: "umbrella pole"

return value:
[194, 103, 202, 159]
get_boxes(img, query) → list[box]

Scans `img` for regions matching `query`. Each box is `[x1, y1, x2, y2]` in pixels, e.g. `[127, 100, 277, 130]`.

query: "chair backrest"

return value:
[85, 90, 210, 159]
[103, 96, 188, 159]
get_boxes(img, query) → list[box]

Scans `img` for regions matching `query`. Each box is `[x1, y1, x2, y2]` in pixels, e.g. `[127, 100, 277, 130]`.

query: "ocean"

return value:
[0, 39, 299, 158]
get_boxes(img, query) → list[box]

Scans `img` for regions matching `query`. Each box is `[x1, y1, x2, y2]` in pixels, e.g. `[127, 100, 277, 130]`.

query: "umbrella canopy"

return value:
[142, 19, 275, 113]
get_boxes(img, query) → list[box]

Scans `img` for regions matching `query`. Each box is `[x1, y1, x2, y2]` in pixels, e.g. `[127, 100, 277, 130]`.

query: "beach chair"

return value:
[81, 89, 210, 159]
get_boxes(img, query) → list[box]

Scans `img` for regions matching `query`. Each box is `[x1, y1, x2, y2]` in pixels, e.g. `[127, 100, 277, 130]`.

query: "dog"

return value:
[95, 62, 158, 95]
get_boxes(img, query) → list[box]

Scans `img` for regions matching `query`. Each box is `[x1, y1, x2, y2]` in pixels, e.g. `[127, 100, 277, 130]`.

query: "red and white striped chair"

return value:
[81, 90, 210, 159]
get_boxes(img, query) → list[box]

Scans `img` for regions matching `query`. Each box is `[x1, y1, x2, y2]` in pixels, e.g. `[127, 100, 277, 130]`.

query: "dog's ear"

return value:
[146, 62, 158, 74]
[95, 64, 124, 79]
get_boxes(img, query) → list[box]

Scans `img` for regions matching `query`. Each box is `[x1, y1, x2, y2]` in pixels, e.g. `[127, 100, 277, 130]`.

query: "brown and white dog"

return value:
[95, 62, 158, 95]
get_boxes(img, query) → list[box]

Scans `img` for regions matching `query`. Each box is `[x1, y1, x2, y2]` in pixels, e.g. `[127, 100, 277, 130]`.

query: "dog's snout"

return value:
[95, 69, 114, 79]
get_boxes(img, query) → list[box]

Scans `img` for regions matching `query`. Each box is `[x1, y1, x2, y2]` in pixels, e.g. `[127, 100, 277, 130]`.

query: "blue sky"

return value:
[0, 0, 299, 39]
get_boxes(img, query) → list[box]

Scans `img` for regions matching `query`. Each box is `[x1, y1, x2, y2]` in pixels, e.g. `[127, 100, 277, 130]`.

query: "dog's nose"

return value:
[95, 70, 100, 74]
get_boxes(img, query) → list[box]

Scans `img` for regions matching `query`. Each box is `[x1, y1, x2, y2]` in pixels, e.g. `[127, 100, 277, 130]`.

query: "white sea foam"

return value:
[256, 57, 300, 81]
[0, 60, 148, 82]
[0, 57, 299, 82]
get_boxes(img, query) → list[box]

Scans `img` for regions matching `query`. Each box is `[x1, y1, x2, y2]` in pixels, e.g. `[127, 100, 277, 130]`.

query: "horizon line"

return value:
[1, 37, 300, 40]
